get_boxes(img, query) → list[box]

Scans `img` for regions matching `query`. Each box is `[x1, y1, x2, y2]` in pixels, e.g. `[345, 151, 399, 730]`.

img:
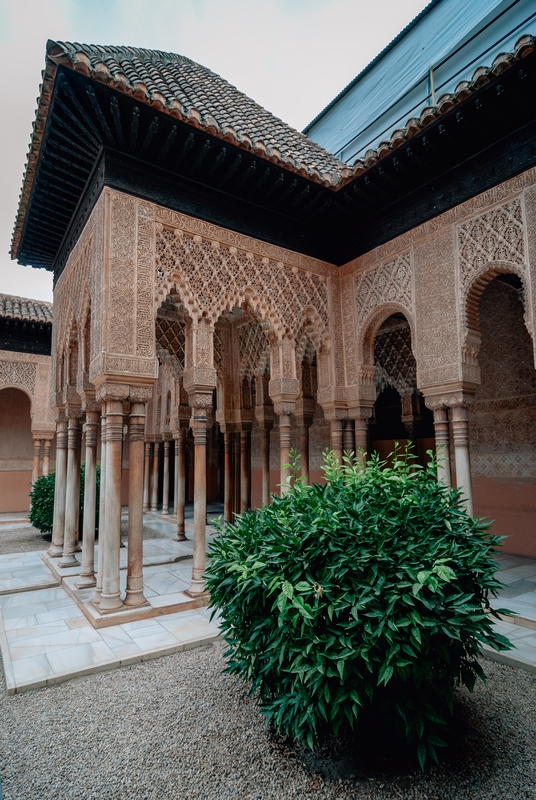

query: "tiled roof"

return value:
[0, 294, 53, 324]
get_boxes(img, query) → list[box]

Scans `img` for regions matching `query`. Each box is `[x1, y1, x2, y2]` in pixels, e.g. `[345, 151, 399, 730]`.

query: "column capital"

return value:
[268, 377, 299, 404]
[65, 403, 84, 419]
[183, 366, 217, 394]
[421, 388, 475, 410]
[96, 382, 152, 404]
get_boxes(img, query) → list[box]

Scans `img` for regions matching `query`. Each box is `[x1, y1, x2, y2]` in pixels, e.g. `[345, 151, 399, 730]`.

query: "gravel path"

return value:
[0, 643, 534, 800]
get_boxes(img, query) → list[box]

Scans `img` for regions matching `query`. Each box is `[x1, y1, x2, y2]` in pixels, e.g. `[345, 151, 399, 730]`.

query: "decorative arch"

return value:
[359, 302, 416, 368]
[462, 260, 530, 340]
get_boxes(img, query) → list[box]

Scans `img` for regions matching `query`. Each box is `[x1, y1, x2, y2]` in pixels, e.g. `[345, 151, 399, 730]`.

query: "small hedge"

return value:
[206, 450, 512, 768]
[29, 463, 101, 536]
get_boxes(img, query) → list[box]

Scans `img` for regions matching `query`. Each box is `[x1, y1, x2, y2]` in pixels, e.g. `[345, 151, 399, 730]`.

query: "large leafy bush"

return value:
[206, 450, 512, 768]
[29, 463, 101, 536]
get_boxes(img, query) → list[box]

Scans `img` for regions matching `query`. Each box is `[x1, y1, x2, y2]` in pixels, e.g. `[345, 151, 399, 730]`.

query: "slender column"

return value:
[93, 416, 107, 604]
[99, 399, 124, 611]
[223, 431, 232, 522]
[59, 413, 81, 566]
[186, 411, 208, 596]
[32, 439, 42, 484]
[76, 410, 99, 588]
[451, 404, 473, 516]
[143, 442, 151, 511]
[125, 402, 148, 607]
[74, 427, 82, 552]
[240, 429, 249, 512]
[174, 429, 187, 541]
[299, 422, 310, 484]
[173, 439, 179, 518]
[279, 414, 292, 493]
[330, 419, 343, 463]
[432, 408, 451, 487]
[48, 417, 67, 557]
[150, 441, 159, 512]
[343, 420, 355, 457]
[354, 416, 368, 464]
[162, 440, 170, 515]
[261, 426, 271, 505]
[42, 439, 52, 477]
[233, 432, 241, 514]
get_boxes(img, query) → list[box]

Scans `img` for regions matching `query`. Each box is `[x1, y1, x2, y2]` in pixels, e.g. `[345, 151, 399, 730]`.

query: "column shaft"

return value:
[174, 429, 187, 541]
[42, 440, 52, 477]
[261, 427, 270, 506]
[32, 439, 42, 485]
[100, 400, 124, 611]
[330, 419, 343, 463]
[354, 417, 368, 464]
[233, 432, 241, 515]
[279, 415, 292, 493]
[451, 405, 473, 516]
[49, 418, 67, 557]
[300, 425, 309, 484]
[77, 411, 99, 588]
[162, 440, 170, 515]
[223, 431, 232, 522]
[240, 429, 249, 512]
[150, 442, 159, 512]
[93, 417, 107, 604]
[143, 442, 151, 511]
[343, 420, 355, 457]
[186, 414, 208, 596]
[125, 402, 148, 607]
[433, 408, 451, 487]
[59, 415, 81, 567]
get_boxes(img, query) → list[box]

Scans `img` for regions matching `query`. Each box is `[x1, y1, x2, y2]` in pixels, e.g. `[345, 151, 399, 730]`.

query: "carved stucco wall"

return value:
[0, 350, 54, 435]
[469, 279, 536, 479]
[341, 165, 536, 400]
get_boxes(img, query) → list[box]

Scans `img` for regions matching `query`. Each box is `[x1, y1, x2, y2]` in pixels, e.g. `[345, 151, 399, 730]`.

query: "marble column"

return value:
[99, 399, 124, 611]
[125, 401, 148, 607]
[451, 404, 473, 516]
[432, 408, 451, 487]
[93, 416, 107, 605]
[261, 426, 271, 505]
[354, 416, 368, 464]
[343, 419, 355, 457]
[42, 439, 52, 477]
[233, 432, 241, 514]
[48, 416, 67, 557]
[330, 419, 343, 463]
[186, 409, 208, 597]
[297, 419, 312, 483]
[143, 442, 151, 511]
[278, 413, 292, 493]
[162, 440, 170, 515]
[32, 439, 42, 485]
[174, 428, 187, 541]
[223, 430, 232, 522]
[59, 412, 81, 567]
[240, 429, 249, 512]
[76, 410, 99, 589]
[150, 441, 159, 512]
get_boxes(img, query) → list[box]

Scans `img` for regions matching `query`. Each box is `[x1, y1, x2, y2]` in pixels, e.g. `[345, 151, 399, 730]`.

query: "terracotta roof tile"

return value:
[0, 294, 53, 324]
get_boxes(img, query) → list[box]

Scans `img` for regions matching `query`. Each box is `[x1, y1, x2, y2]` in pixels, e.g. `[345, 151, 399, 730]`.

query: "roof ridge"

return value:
[0, 292, 53, 307]
[49, 40, 197, 68]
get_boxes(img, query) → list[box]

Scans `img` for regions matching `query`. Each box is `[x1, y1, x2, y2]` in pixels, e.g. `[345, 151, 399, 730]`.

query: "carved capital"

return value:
[183, 366, 217, 394]
[273, 401, 296, 419]
[422, 389, 475, 410]
[65, 403, 84, 419]
[268, 377, 299, 404]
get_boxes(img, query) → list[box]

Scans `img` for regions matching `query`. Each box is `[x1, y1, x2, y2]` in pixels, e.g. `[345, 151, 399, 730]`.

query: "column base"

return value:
[47, 544, 63, 558]
[58, 554, 80, 568]
[173, 531, 188, 542]
[75, 574, 96, 589]
[124, 589, 149, 608]
[150, 506, 158, 513]
[184, 579, 209, 598]
[161, 509, 169, 516]
[98, 593, 124, 612]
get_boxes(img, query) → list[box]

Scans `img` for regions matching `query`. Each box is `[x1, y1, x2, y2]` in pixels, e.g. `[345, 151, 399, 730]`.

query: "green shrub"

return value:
[29, 463, 101, 536]
[206, 449, 512, 768]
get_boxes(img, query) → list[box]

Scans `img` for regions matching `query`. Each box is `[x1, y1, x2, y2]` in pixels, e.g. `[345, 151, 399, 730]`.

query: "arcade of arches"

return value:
[4, 173, 536, 618]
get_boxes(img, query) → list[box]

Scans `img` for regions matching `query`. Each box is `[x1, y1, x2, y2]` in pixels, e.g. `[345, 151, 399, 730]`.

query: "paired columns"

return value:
[76, 409, 99, 588]
[59, 409, 82, 567]
[173, 428, 187, 541]
[48, 415, 68, 558]
[31, 437, 54, 484]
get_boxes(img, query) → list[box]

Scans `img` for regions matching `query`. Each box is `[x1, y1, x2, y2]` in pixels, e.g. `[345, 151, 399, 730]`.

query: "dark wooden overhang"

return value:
[0, 317, 52, 356]
[15, 46, 536, 280]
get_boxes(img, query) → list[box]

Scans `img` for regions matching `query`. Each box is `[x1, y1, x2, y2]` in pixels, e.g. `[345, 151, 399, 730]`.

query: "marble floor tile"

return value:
[120, 618, 162, 636]
[46, 641, 116, 673]
[99, 627, 136, 648]
[35, 606, 84, 624]
[131, 630, 180, 651]
[12, 653, 56, 683]
[111, 643, 143, 659]
[162, 616, 218, 642]
[498, 579, 536, 598]
[2, 614, 37, 631]
[148, 592, 190, 609]
[6, 621, 70, 641]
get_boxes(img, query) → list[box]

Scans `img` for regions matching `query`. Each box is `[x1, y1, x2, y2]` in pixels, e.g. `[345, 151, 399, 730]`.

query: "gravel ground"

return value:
[0, 643, 534, 800]
[0, 522, 171, 555]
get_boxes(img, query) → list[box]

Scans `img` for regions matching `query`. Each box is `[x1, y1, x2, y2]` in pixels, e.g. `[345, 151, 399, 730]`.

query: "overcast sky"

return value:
[0, 0, 429, 302]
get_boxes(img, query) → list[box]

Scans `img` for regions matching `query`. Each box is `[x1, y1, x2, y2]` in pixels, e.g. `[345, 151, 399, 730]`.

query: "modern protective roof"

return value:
[0, 294, 53, 324]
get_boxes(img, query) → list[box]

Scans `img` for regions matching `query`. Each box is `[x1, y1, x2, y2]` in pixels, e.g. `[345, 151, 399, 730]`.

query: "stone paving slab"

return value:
[482, 618, 536, 675]
[0, 551, 59, 595]
[0, 584, 221, 694]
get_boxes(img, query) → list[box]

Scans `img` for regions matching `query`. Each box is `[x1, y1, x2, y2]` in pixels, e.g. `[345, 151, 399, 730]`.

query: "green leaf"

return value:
[433, 564, 456, 582]
[282, 580, 294, 599]
[294, 581, 311, 592]
[378, 663, 394, 686]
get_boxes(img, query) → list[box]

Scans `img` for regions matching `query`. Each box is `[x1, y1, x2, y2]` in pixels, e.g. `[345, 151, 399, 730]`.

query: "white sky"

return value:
[0, 0, 430, 302]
